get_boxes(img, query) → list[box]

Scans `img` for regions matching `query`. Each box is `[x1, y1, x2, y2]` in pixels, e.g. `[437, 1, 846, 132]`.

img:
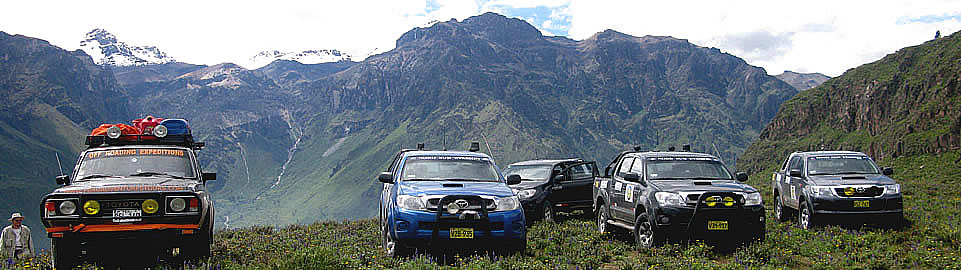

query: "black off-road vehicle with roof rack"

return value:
[40, 117, 218, 268]
[503, 158, 597, 223]
[592, 146, 765, 249]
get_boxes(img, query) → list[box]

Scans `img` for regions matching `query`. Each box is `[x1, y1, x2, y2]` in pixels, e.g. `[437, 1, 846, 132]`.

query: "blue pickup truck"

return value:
[378, 144, 526, 256]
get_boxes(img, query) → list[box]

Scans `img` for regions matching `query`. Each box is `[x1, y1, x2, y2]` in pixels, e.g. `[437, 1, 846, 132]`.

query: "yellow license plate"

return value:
[853, 200, 870, 208]
[450, 227, 474, 239]
[707, 220, 728, 231]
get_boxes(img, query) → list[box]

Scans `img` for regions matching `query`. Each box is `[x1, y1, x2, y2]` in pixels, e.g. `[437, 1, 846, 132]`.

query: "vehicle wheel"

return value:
[799, 200, 818, 229]
[382, 221, 412, 257]
[541, 200, 555, 222]
[634, 214, 663, 249]
[596, 203, 610, 235]
[53, 238, 80, 270]
[506, 236, 527, 256]
[774, 195, 792, 222]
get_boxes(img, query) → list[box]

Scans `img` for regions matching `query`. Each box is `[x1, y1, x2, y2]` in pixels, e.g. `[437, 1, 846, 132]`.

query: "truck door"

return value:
[786, 155, 803, 208]
[611, 157, 636, 221]
[551, 161, 597, 208]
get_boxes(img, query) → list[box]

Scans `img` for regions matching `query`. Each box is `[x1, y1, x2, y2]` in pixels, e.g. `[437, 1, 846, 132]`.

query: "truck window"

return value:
[788, 156, 802, 172]
[807, 156, 880, 175]
[629, 157, 644, 174]
[569, 163, 594, 181]
[401, 156, 499, 182]
[76, 148, 195, 180]
[617, 157, 635, 177]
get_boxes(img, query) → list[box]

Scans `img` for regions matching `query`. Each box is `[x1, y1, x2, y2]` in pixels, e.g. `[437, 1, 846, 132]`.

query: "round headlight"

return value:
[142, 199, 159, 214]
[170, 198, 186, 212]
[153, 125, 168, 138]
[106, 126, 122, 139]
[83, 200, 99, 215]
[705, 196, 718, 207]
[59, 201, 77, 215]
[723, 196, 735, 207]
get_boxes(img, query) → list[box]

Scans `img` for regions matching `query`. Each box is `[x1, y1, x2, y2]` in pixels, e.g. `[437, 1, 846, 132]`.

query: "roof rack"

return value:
[85, 134, 204, 150]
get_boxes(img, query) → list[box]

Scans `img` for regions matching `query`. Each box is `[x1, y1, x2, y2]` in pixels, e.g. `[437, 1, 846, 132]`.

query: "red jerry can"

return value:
[133, 116, 165, 135]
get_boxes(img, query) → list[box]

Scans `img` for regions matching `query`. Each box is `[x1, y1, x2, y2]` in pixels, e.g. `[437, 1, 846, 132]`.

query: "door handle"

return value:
[552, 186, 562, 191]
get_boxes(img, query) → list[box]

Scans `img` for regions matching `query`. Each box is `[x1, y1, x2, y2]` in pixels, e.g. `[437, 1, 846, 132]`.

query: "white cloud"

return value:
[0, 0, 958, 76]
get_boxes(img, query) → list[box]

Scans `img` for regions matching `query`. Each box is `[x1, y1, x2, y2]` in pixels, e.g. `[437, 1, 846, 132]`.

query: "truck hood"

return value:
[652, 180, 758, 193]
[807, 174, 896, 186]
[51, 177, 200, 194]
[399, 181, 515, 197]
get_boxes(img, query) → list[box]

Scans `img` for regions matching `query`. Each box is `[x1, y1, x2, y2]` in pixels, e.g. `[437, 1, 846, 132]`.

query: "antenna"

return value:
[712, 143, 726, 165]
[55, 152, 64, 176]
[443, 134, 447, 151]
[480, 133, 496, 164]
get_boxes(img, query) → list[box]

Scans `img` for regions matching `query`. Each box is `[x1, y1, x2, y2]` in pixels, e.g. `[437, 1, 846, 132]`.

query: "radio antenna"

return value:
[712, 143, 725, 165]
[481, 132, 495, 164]
[55, 152, 64, 176]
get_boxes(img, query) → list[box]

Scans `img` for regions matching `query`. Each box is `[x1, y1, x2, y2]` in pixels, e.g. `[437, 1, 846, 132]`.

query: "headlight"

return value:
[494, 196, 521, 211]
[396, 195, 426, 211]
[170, 198, 187, 212]
[513, 189, 536, 200]
[82, 200, 99, 215]
[142, 199, 159, 214]
[152, 124, 168, 138]
[655, 192, 685, 207]
[744, 192, 762, 206]
[106, 126, 122, 139]
[60, 201, 77, 215]
[805, 185, 834, 197]
[884, 184, 901, 195]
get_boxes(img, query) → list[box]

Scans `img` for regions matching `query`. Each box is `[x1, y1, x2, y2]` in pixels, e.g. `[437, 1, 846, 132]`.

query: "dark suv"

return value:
[593, 150, 765, 248]
[503, 159, 597, 223]
[771, 151, 903, 229]
[40, 119, 216, 268]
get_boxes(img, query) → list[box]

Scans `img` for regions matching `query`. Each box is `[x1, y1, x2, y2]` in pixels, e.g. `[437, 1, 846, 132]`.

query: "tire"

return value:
[799, 200, 818, 229]
[382, 221, 412, 257]
[774, 194, 792, 222]
[634, 214, 663, 249]
[53, 238, 80, 270]
[596, 203, 610, 235]
[541, 200, 555, 223]
[506, 236, 527, 256]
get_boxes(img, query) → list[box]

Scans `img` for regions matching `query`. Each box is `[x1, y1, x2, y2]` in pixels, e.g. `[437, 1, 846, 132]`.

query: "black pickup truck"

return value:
[504, 159, 597, 223]
[771, 151, 903, 229]
[592, 148, 764, 248]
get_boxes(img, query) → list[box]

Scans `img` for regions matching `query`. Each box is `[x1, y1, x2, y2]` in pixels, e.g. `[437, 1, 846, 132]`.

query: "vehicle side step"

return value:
[607, 220, 634, 231]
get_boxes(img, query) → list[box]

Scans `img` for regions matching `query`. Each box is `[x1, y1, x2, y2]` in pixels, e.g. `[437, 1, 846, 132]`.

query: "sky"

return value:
[1, 0, 959, 76]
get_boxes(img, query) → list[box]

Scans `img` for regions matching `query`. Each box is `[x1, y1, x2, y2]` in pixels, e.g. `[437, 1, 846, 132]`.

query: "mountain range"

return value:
[775, 71, 830, 91]
[3, 12, 808, 245]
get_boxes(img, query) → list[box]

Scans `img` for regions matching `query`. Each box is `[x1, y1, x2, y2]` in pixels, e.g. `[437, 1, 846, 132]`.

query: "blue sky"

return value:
[1, 0, 959, 76]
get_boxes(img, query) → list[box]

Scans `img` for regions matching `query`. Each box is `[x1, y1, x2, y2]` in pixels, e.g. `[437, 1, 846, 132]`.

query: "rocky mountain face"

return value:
[0, 31, 132, 249]
[775, 71, 830, 90]
[0, 12, 799, 230]
[79, 29, 176, 66]
[738, 31, 961, 173]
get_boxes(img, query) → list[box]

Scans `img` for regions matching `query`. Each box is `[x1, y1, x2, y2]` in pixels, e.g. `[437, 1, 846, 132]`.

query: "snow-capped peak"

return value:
[79, 28, 176, 66]
[243, 49, 353, 69]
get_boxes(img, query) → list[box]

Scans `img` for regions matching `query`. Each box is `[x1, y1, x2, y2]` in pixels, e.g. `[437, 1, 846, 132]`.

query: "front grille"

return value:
[419, 222, 504, 230]
[834, 186, 883, 197]
[426, 198, 496, 212]
[80, 194, 164, 217]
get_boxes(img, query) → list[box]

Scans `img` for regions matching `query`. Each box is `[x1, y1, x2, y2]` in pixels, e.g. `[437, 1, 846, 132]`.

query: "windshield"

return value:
[502, 165, 551, 181]
[645, 158, 732, 180]
[401, 156, 500, 182]
[75, 148, 196, 181]
[807, 156, 879, 175]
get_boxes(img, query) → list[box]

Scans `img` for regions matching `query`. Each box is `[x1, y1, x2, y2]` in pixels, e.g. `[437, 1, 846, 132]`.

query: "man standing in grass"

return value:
[0, 213, 34, 259]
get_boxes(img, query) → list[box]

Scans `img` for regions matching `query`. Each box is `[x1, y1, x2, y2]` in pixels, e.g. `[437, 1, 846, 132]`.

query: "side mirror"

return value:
[506, 174, 522, 185]
[789, 169, 803, 178]
[735, 172, 748, 182]
[882, 167, 894, 176]
[56, 175, 69, 185]
[202, 172, 217, 181]
[624, 173, 640, 182]
[553, 174, 565, 183]
[378, 172, 394, 184]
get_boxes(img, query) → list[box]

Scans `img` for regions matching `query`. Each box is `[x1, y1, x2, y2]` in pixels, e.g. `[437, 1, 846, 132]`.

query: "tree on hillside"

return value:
[935, 30, 941, 39]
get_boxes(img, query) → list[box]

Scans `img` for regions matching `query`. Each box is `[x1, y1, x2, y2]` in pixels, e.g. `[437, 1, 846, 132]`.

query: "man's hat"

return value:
[8, 212, 23, 221]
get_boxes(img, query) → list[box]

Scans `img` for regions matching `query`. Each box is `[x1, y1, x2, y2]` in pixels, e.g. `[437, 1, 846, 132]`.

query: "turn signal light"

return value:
[45, 201, 56, 216]
[188, 198, 199, 212]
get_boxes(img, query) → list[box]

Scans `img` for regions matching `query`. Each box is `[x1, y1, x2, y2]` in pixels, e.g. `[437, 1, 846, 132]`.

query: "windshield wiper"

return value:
[443, 178, 496, 182]
[648, 177, 691, 180]
[129, 172, 193, 180]
[835, 171, 871, 175]
[76, 174, 120, 181]
[688, 177, 731, 180]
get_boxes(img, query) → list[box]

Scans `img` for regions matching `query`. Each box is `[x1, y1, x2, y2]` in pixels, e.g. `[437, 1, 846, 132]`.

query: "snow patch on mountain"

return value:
[79, 29, 176, 66]
[243, 49, 353, 69]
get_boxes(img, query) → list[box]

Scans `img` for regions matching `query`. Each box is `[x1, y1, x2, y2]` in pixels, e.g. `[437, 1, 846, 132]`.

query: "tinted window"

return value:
[788, 156, 802, 172]
[502, 165, 551, 181]
[568, 163, 595, 181]
[807, 156, 880, 175]
[645, 158, 732, 180]
[618, 157, 635, 176]
[401, 156, 499, 182]
[76, 148, 195, 181]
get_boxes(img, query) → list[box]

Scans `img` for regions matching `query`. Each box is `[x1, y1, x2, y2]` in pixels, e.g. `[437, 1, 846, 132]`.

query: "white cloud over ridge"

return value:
[0, 0, 958, 76]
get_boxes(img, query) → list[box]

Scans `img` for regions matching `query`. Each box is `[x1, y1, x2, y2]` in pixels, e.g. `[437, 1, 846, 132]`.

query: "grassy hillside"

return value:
[12, 151, 958, 269]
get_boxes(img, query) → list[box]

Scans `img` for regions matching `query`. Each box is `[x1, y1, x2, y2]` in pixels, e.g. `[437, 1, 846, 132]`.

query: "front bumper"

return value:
[810, 195, 903, 215]
[653, 204, 765, 243]
[391, 208, 526, 241]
